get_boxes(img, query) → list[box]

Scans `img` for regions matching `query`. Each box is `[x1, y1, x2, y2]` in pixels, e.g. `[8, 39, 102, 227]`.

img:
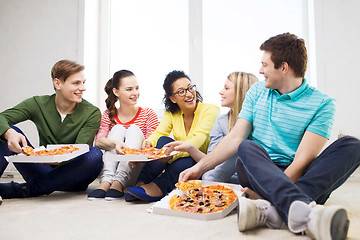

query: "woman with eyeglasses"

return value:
[165, 72, 259, 184]
[125, 70, 219, 202]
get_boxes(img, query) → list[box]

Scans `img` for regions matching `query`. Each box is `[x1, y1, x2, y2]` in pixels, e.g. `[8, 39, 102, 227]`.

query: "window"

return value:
[110, 0, 189, 110]
[84, 0, 312, 113]
[202, 0, 307, 107]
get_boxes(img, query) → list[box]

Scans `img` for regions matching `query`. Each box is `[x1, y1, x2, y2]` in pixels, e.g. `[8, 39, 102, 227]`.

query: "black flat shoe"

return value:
[87, 189, 106, 200]
[105, 189, 124, 201]
[0, 181, 28, 199]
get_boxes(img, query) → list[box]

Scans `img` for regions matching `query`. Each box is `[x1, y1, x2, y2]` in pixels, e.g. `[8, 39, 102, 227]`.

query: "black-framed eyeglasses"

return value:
[173, 84, 196, 97]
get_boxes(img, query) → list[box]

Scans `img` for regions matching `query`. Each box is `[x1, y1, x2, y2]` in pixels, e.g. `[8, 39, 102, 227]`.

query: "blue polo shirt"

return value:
[238, 79, 335, 165]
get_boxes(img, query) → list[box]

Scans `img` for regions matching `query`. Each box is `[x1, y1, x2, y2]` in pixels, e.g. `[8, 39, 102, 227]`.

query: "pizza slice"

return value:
[21, 145, 79, 156]
[21, 146, 35, 156]
[169, 194, 205, 213]
[170, 181, 238, 214]
[175, 180, 202, 195]
[142, 147, 167, 159]
[120, 148, 143, 155]
[118, 147, 170, 160]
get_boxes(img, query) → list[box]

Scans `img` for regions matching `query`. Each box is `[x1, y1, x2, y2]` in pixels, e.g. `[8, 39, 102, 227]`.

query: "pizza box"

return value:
[5, 144, 89, 163]
[150, 180, 243, 221]
[103, 150, 178, 162]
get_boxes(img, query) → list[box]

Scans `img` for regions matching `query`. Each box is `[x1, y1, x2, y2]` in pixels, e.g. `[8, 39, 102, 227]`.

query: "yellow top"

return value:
[146, 102, 220, 163]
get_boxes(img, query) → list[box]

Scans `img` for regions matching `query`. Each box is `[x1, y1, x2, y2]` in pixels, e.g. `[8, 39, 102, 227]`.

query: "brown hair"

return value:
[260, 33, 307, 78]
[51, 60, 84, 81]
[227, 72, 258, 132]
[105, 70, 135, 123]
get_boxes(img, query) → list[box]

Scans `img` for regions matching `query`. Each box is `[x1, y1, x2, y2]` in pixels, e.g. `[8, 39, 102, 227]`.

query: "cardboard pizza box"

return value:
[150, 180, 243, 221]
[5, 144, 89, 163]
[103, 150, 178, 162]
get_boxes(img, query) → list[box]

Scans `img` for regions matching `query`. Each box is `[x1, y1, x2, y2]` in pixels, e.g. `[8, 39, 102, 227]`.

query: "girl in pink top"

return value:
[87, 70, 159, 200]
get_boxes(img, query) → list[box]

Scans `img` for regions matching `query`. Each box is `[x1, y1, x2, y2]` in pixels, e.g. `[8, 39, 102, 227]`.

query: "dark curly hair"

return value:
[260, 32, 307, 78]
[163, 70, 203, 113]
[104, 70, 135, 123]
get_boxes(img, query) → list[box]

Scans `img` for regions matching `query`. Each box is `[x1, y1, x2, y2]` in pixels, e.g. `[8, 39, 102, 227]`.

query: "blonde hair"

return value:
[227, 72, 259, 132]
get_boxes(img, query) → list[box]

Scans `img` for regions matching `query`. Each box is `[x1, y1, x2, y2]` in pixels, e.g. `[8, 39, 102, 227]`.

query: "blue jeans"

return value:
[202, 154, 239, 184]
[136, 136, 196, 195]
[0, 126, 103, 197]
[236, 136, 360, 223]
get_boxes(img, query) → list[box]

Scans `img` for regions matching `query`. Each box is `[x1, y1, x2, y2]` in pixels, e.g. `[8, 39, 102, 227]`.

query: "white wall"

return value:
[314, 0, 360, 141]
[0, 0, 85, 145]
[0, 0, 359, 143]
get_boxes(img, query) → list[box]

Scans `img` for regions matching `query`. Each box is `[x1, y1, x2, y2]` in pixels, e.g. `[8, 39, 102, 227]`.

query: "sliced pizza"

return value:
[21, 145, 79, 156]
[175, 180, 202, 197]
[118, 147, 169, 160]
[21, 146, 34, 156]
[170, 181, 237, 214]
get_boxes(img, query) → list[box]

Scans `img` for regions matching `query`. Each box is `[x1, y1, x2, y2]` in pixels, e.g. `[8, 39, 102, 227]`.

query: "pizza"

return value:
[119, 147, 169, 160]
[21, 146, 35, 156]
[21, 145, 79, 156]
[169, 180, 238, 214]
[175, 180, 202, 194]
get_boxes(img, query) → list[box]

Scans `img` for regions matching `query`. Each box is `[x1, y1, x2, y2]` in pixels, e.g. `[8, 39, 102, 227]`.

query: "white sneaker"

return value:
[288, 201, 349, 240]
[237, 197, 284, 232]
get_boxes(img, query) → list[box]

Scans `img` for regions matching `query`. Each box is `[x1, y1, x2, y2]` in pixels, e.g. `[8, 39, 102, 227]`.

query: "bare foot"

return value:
[96, 181, 111, 192]
[135, 181, 144, 187]
[141, 182, 163, 197]
[241, 187, 263, 200]
[110, 180, 124, 192]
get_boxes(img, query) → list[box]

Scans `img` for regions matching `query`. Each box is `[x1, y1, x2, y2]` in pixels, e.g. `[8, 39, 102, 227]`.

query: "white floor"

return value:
[0, 172, 359, 240]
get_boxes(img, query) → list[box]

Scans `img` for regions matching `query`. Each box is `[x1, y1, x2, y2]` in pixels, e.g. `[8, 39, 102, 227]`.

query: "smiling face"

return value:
[54, 71, 86, 104]
[219, 78, 235, 108]
[259, 51, 284, 90]
[169, 77, 197, 112]
[113, 75, 139, 107]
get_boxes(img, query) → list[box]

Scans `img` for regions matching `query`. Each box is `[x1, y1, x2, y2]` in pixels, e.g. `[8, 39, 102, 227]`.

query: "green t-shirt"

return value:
[0, 94, 101, 146]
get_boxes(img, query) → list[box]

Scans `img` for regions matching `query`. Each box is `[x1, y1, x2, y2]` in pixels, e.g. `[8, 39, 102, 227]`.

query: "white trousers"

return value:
[99, 124, 145, 188]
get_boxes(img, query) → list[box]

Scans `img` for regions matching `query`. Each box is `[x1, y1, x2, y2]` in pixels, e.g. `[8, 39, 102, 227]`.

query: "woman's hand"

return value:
[142, 140, 152, 149]
[165, 141, 205, 162]
[164, 141, 194, 154]
[114, 141, 127, 154]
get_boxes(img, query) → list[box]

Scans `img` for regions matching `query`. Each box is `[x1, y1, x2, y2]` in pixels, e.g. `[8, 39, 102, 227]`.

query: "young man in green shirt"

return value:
[0, 59, 103, 199]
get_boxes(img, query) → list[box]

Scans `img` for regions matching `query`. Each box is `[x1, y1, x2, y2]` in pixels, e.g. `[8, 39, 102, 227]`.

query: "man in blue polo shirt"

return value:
[179, 33, 360, 240]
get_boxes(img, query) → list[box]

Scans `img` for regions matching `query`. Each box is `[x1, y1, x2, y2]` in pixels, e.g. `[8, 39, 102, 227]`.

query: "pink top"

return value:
[95, 107, 159, 144]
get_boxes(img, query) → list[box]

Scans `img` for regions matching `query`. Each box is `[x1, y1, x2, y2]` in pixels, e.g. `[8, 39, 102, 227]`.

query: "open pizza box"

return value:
[103, 150, 178, 162]
[149, 180, 243, 221]
[5, 144, 89, 163]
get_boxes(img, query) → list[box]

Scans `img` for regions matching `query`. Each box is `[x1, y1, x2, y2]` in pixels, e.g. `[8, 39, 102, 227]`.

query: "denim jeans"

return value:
[236, 136, 360, 223]
[202, 154, 239, 184]
[136, 136, 196, 195]
[0, 126, 103, 197]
